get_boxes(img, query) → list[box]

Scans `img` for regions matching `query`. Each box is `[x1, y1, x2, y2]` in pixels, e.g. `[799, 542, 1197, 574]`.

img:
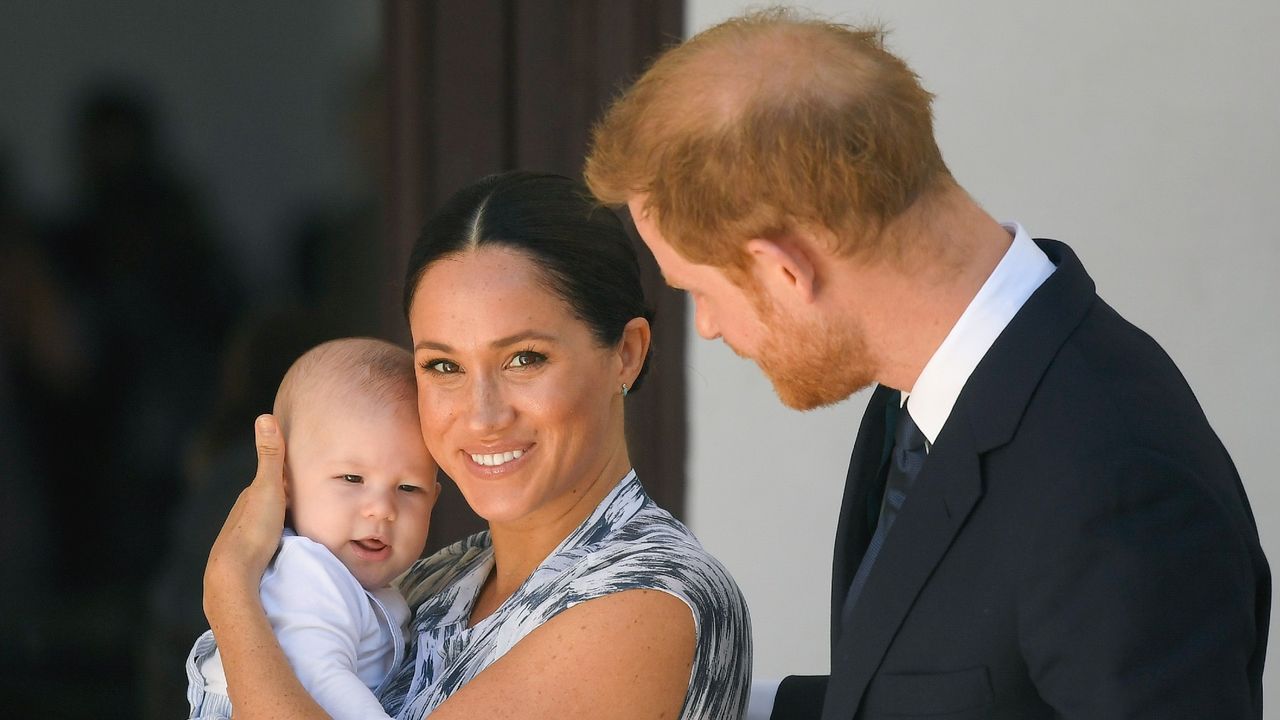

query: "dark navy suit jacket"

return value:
[772, 240, 1269, 719]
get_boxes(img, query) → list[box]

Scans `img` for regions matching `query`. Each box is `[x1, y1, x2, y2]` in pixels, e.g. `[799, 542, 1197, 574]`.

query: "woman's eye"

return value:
[341, 474, 363, 484]
[510, 350, 546, 368]
[422, 359, 460, 374]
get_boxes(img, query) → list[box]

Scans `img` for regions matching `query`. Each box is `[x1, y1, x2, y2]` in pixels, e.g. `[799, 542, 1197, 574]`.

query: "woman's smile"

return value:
[463, 444, 533, 474]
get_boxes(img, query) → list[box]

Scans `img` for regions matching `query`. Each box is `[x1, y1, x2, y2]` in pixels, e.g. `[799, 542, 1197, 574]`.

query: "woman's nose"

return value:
[467, 375, 515, 433]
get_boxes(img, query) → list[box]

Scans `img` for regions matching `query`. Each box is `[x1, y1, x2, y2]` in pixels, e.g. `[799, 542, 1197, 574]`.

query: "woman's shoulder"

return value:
[555, 500, 747, 613]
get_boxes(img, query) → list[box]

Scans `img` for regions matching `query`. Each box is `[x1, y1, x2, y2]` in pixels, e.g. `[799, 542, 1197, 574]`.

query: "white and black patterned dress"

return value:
[378, 470, 751, 719]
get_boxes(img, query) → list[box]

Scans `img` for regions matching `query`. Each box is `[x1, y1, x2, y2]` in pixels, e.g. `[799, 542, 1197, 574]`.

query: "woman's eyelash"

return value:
[511, 347, 547, 367]
[417, 351, 545, 372]
[420, 358, 460, 373]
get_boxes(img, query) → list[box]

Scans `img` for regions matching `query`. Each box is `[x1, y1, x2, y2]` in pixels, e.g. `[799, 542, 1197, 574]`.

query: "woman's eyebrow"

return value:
[413, 331, 559, 354]
[490, 330, 558, 348]
[414, 340, 453, 352]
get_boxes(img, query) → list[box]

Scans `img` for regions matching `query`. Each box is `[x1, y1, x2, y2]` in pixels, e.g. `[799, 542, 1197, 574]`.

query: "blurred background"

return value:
[2, 1, 1277, 718]
[0, 2, 684, 716]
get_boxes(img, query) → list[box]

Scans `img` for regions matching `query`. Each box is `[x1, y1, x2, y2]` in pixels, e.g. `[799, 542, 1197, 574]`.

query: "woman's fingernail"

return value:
[256, 415, 276, 435]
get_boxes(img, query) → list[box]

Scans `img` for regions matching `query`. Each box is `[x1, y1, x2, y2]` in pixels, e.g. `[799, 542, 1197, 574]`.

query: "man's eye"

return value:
[341, 474, 363, 484]
[510, 351, 546, 368]
[422, 359, 460, 374]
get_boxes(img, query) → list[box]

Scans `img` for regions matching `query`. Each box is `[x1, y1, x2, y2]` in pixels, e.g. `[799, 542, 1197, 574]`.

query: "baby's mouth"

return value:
[354, 538, 388, 552]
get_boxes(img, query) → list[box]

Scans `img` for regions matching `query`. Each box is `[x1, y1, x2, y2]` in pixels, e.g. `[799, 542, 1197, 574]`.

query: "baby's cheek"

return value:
[288, 504, 335, 552]
[406, 504, 434, 553]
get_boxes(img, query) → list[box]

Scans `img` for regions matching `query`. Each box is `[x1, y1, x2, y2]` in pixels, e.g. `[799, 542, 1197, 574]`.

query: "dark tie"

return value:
[841, 403, 928, 624]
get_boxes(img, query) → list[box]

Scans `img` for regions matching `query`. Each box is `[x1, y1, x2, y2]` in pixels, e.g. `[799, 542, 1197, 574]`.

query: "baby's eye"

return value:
[509, 350, 546, 368]
[341, 474, 363, 484]
[422, 359, 460, 374]
[398, 484, 421, 493]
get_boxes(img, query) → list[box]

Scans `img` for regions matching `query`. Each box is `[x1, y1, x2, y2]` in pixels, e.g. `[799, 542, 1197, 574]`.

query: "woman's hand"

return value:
[200, 415, 330, 720]
[204, 414, 288, 619]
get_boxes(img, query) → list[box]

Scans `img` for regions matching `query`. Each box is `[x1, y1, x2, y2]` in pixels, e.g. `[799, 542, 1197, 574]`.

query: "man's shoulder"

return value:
[1033, 297, 1207, 441]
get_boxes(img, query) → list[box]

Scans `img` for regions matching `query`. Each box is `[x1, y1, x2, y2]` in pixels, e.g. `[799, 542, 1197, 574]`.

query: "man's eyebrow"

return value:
[413, 331, 559, 354]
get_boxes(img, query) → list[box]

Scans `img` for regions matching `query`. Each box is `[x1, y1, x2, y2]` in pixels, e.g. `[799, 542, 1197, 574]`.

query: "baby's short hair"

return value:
[273, 337, 416, 436]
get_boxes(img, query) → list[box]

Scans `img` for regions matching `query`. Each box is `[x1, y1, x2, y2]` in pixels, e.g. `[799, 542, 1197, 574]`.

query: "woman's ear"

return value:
[745, 234, 819, 304]
[617, 316, 652, 388]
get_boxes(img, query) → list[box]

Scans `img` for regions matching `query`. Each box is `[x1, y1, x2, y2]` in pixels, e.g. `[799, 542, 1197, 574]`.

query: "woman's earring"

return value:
[620, 383, 630, 398]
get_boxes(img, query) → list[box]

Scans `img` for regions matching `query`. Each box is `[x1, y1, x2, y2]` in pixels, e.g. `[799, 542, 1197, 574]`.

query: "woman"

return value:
[203, 171, 751, 719]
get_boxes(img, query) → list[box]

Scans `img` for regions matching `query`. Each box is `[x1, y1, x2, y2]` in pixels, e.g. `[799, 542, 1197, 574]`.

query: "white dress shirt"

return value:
[902, 222, 1056, 445]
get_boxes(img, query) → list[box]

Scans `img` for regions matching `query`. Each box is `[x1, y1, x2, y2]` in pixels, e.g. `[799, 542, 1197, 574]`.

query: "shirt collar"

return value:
[904, 222, 1056, 445]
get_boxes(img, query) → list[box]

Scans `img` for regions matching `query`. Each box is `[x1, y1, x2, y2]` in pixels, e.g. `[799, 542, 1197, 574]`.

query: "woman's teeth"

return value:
[470, 449, 524, 467]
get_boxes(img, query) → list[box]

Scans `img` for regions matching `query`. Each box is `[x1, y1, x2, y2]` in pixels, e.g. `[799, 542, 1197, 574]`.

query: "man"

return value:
[585, 9, 1268, 720]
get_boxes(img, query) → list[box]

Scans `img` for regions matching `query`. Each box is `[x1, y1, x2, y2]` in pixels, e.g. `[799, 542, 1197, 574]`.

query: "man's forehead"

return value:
[621, 195, 717, 289]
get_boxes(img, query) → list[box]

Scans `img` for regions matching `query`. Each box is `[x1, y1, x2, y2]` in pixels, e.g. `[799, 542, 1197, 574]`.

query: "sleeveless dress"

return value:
[378, 470, 751, 719]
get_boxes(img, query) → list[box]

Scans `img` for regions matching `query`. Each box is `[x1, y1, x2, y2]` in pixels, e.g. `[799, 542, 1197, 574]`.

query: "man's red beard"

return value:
[746, 291, 876, 411]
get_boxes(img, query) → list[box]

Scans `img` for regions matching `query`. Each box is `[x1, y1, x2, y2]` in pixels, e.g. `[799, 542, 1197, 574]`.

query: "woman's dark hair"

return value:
[403, 171, 655, 391]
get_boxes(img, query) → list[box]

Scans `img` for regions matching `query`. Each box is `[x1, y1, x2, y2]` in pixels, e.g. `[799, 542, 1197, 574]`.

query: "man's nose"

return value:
[694, 299, 721, 340]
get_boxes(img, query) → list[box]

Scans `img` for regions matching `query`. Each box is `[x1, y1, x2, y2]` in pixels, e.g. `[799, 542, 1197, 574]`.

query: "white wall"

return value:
[683, 0, 1280, 704]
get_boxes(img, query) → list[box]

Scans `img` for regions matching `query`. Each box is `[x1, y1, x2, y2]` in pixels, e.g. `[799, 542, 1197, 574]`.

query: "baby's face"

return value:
[285, 397, 438, 590]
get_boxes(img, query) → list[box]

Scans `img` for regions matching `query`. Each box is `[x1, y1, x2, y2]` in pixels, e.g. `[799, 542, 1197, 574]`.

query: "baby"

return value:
[185, 337, 439, 719]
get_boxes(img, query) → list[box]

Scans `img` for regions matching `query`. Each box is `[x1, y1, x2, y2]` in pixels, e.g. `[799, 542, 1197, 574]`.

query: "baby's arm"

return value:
[262, 537, 396, 720]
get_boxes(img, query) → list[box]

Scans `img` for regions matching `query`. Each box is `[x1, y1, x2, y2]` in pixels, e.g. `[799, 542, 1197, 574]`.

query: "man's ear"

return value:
[745, 234, 819, 304]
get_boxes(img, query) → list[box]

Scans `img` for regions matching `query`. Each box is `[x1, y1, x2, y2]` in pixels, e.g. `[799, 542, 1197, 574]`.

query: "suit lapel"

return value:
[830, 386, 897, 652]
[822, 420, 984, 719]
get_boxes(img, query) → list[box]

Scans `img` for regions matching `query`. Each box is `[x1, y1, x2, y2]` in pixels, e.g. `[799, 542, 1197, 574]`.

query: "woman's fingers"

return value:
[237, 414, 287, 550]
[205, 415, 289, 607]
[253, 413, 286, 491]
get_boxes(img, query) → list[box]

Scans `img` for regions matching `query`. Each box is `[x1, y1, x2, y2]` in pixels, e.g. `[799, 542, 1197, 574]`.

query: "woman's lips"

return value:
[462, 444, 533, 475]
